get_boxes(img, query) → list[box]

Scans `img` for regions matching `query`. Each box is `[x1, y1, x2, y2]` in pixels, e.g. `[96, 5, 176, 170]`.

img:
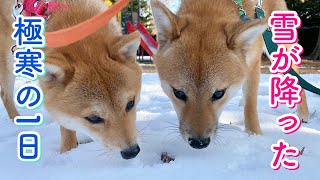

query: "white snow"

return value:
[1, 73, 320, 180]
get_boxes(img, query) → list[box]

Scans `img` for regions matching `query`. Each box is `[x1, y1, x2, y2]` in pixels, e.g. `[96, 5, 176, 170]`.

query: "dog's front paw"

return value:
[245, 126, 262, 135]
[9, 112, 20, 122]
[297, 93, 310, 123]
[60, 141, 78, 154]
[298, 110, 310, 123]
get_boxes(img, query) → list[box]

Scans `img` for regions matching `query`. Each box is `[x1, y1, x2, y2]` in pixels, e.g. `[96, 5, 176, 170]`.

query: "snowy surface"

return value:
[1, 73, 320, 180]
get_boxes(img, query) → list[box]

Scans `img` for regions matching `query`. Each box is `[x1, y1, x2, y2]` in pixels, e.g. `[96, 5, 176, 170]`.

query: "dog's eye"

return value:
[211, 89, 226, 101]
[126, 98, 135, 112]
[85, 115, 104, 124]
[173, 88, 187, 101]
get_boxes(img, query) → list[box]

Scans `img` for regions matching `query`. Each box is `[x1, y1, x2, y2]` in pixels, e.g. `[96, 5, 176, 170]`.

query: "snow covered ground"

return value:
[1, 73, 320, 180]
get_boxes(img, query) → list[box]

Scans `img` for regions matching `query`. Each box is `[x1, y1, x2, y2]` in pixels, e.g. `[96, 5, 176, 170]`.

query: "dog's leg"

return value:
[60, 126, 78, 153]
[243, 51, 262, 135]
[0, 52, 20, 120]
[292, 64, 310, 123]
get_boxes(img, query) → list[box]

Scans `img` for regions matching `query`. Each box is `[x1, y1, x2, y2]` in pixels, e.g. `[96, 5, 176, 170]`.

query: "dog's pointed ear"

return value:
[41, 54, 75, 85]
[150, 0, 184, 47]
[43, 63, 66, 83]
[110, 31, 141, 61]
[226, 19, 268, 49]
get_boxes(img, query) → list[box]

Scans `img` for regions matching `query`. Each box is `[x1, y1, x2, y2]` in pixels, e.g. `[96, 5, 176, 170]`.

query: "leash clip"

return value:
[11, 45, 18, 55]
[239, 7, 246, 15]
[254, 5, 266, 18]
[255, 5, 262, 9]
[239, 7, 251, 22]
[12, 2, 24, 19]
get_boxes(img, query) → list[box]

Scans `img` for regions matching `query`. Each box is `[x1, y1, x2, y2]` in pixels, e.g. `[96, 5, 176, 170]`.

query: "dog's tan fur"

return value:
[0, 0, 142, 156]
[0, 1, 21, 120]
[151, 0, 309, 147]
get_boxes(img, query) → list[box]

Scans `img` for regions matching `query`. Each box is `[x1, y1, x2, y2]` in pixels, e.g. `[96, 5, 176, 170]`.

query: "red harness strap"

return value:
[23, 0, 61, 19]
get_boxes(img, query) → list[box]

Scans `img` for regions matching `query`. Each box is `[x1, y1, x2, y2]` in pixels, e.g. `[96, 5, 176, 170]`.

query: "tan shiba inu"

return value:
[0, 0, 142, 159]
[150, 0, 309, 149]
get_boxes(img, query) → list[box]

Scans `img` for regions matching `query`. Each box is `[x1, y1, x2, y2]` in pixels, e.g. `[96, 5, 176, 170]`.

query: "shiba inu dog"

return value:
[0, 0, 142, 159]
[150, 0, 309, 149]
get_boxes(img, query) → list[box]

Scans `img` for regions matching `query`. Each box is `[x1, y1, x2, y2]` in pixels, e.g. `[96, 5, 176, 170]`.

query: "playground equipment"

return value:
[105, 0, 113, 6]
[126, 21, 158, 57]
[121, 0, 141, 34]
[119, 0, 156, 61]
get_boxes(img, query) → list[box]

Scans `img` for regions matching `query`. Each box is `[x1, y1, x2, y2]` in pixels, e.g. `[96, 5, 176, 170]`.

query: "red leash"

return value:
[15, 0, 130, 48]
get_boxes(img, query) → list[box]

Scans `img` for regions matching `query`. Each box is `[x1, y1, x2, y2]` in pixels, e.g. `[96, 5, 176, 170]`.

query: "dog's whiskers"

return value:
[139, 121, 153, 133]
[162, 130, 183, 145]
[218, 124, 243, 132]
[93, 150, 116, 160]
[167, 134, 183, 144]
[164, 120, 179, 127]
[209, 132, 223, 147]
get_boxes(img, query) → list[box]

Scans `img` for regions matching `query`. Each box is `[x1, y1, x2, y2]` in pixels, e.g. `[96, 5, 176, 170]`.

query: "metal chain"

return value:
[12, 0, 24, 19]
[256, 0, 263, 8]
[232, 0, 247, 16]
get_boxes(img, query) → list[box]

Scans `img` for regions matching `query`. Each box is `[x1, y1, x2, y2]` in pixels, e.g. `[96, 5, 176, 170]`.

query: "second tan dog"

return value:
[150, 0, 309, 149]
[0, 0, 142, 159]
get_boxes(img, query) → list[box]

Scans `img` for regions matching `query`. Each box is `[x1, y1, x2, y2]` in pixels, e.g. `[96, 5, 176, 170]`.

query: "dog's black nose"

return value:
[188, 137, 210, 149]
[120, 145, 140, 159]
